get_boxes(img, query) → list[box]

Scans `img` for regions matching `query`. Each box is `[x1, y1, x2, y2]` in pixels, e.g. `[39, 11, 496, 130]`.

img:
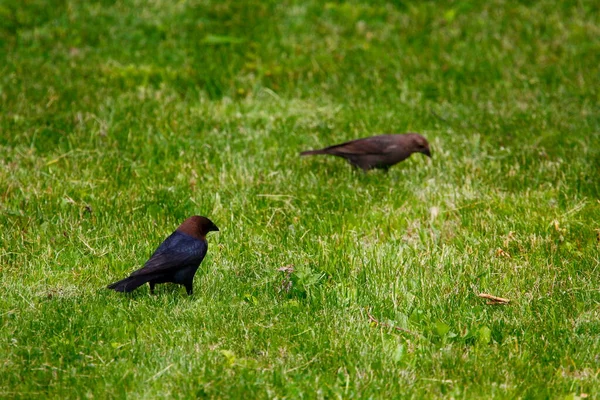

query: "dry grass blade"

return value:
[478, 293, 511, 305]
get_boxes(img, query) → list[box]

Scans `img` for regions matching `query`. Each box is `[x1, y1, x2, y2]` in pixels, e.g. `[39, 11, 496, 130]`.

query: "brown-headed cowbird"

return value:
[300, 133, 431, 171]
[107, 216, 219, 295]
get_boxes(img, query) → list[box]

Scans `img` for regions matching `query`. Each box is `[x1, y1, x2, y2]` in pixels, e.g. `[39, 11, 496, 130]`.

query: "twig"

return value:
[365, 307, 421, 337]
[430, 109, 452, 125]
[477, 293, 510, 305]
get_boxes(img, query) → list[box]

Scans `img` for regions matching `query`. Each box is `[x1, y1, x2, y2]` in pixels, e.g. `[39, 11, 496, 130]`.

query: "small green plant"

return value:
[277, 264, 325, 299]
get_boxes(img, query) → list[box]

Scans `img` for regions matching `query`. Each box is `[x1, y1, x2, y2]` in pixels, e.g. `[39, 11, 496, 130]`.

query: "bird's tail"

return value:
[300, 149, 328, 156]
[107, 275, 150, 293]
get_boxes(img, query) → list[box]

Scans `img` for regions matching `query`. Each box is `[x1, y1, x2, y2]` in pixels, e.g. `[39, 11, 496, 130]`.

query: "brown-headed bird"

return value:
[107, 216, 219, 295]
[300, 133, 431, 171]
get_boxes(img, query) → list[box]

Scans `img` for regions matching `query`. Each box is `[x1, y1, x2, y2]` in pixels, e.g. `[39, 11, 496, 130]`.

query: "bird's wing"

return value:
[130, 231, 207, 276]
[327, 136, 396, 155]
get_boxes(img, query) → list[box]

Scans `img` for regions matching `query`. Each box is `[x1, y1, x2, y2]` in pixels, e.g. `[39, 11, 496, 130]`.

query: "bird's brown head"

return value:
[407, 133, 431, 158]
[177, 215, 219, 240]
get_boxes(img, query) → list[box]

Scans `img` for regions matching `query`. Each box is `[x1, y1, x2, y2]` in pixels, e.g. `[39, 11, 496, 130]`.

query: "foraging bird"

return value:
[107, 216, 219, 295]
[300, 133, 431, 171]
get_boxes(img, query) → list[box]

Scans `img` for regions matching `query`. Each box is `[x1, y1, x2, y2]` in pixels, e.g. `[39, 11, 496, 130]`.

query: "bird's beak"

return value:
[213, 226, 220, 232]
[423, 148, 432, 158]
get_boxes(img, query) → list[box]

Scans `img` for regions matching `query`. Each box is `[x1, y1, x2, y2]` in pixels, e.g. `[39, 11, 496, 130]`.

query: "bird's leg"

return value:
[349, 161, 367, 173]
[185, 283, 194, 296]
[149, 282, 156, 295]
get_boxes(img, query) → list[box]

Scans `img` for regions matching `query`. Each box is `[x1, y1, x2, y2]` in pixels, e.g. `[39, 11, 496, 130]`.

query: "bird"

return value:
[107, 216, 219, 295]
[300, 133, 431, 171]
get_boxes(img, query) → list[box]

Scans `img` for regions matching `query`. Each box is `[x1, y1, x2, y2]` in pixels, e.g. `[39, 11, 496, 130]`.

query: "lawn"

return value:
[1, 0, 599, 398]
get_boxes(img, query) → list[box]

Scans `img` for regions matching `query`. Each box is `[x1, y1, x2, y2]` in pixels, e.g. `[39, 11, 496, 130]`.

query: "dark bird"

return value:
[107, 216, 219, 295]
[300, 133, 431, 171]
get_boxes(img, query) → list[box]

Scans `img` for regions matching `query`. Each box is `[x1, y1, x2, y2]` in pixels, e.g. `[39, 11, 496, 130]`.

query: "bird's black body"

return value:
[107, 216, 218, 295]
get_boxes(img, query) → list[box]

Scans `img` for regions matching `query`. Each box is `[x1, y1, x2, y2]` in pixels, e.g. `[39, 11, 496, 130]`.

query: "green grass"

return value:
[1, 0, 599, 398]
